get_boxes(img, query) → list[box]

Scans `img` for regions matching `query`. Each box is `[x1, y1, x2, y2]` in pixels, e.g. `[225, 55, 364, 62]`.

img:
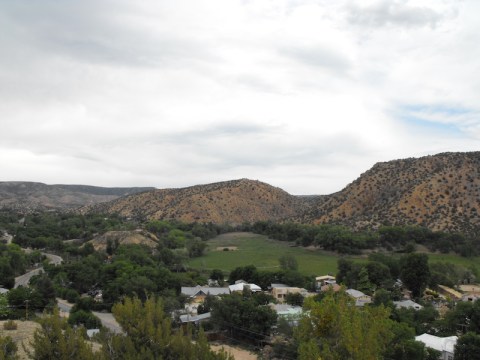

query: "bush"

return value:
[68, 310, 102, 329]
[3, 320, 17, 330]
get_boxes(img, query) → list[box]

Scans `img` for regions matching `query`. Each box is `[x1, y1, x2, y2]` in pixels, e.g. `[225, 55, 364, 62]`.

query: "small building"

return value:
[270, 304, 303, 325]
[229, 283, 261, 293]
[271, 284, 308, 303]
[438, 285, 462, 301]
[461, 293, 480, 303]
[346, 289, 372, 306]
[181, 286, 230, 304]
[393, 299, 423, 310]
[415, 333, 457, 360]
[320, 283, 342, 292]
[316, 275, 336, 289]
[179, 312, 212, 326]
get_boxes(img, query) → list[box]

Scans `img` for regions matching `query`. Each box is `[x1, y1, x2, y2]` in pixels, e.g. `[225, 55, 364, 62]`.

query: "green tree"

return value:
[28, 308, 98, 359]
[400, 253, 430, 298]
[279, 254, 298, 271]
[296, 290, 394, 360]
[110, 296, 232, 360]
[454, 332, 480, 360]
[0, 294, 11, 319]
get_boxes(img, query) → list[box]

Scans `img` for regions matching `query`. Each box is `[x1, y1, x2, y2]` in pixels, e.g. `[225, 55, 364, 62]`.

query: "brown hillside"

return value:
[83, 179, 314, 224]
[86, 230, 159, 251]
[305, 152, 480, 234]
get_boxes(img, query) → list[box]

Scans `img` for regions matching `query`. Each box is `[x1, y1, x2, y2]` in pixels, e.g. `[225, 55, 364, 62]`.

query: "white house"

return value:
[346, 289, 372, 306]
[228, 283, 261, 293]
[415, 333, 457, 360]
[393, 299, 423, 310]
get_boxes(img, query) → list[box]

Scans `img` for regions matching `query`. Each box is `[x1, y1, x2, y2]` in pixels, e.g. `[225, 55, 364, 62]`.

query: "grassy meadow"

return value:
[187, 232, 347, 276]
[187, 232, 480, 277]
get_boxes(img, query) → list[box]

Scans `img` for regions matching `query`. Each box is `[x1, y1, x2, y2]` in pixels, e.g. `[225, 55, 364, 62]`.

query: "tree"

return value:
[285, 293, 304, 307]
[110, 296, 233, 360]
[0, 294, 11, 319]
[279, 255, 298, 271]
[28, 307, 98, 359]
[400, 253, 430, 298]
[454, 332, 480, 360]
[296, 290, 394, 360]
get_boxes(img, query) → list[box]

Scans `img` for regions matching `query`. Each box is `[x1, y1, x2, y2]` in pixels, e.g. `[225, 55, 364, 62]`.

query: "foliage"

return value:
[400, 253, 430, 298]
[0, 335, 17, 359]
[454, 332, 480, 360]
[279, 254, 298, 271]
[68, 310, 102, 329]
[296, 290, 394, 360]
[0, 294, 10, 319]
[109, 296, 233, 360]
[210, 292, 277, 343]
[285, 292, 304, 307]
[28, 307, 98, 359]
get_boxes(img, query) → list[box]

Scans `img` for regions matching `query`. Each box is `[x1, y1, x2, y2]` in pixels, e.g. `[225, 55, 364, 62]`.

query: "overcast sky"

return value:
[1, 0, 479, 195]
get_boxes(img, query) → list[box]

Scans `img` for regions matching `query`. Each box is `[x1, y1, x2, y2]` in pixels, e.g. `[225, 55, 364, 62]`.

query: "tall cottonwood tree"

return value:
[296, 290, 394, 360]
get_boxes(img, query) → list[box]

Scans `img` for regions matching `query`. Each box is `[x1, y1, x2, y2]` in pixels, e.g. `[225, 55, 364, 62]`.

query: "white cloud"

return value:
[0, 0, 479, 195]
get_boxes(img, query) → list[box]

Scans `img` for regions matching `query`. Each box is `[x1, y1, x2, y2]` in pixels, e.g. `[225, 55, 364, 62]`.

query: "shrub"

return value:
[3, 320, 17, 330]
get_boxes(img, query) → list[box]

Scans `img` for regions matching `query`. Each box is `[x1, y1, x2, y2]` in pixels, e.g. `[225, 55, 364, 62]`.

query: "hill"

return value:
[304, 152, 480, 234]
[82, 178, 320, 224]
[86, 230, 159, 252]
[0, 182, 154, 212]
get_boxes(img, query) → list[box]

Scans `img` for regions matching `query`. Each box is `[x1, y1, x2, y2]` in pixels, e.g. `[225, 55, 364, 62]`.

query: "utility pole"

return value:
[25, 300, 29, 320]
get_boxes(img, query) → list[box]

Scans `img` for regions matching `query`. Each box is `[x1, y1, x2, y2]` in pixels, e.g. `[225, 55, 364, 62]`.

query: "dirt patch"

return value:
[0, 320, 40, 359]
[211, 343, 257, 360]
[215, 246, 238, 251]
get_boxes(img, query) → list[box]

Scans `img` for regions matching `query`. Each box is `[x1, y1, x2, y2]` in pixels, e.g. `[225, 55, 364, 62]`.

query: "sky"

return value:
[1, 0, 479, 195]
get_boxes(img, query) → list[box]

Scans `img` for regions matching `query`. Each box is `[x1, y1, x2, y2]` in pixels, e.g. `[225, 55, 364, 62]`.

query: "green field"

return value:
[187, 232, 480, 277]
[187, 232, 345, 276]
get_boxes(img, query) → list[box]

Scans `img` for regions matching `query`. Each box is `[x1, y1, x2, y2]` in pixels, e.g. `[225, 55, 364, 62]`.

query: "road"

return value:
[14, 252, 63, 288]
[57, 298, 123, 333]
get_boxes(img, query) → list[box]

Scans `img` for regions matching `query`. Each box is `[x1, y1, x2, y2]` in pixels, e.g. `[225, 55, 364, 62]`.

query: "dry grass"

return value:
[211, 343, 258, 360]
[0, 320, 40, 360]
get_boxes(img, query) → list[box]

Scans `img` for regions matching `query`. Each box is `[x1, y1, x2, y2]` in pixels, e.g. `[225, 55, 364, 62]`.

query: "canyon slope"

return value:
[0, 182, 154, 212]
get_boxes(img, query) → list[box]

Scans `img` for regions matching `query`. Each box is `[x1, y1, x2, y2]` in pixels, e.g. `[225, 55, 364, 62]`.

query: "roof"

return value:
[346, 289, 368, 298]
[321, 284, 341, 292]
[415, 334, 457, 353]
[271, 283, 289, 288]
[229, 283, 261, 292]
[316, 275, 335, 281]
[438, 285, 462, 299]
[180, 312, 211, 323]
[181, 286, 230, 297]
[393, 300, 423, 310]
[0, 288, 9, 294]
[271, 304, 303, 317]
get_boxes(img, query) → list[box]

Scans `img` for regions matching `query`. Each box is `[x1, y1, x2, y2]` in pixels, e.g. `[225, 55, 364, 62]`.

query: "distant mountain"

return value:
[4, 152, 480, 235]
[82, 178, 320, 224]
[303, 152, 480, 234]
[0, 182, 155, 212]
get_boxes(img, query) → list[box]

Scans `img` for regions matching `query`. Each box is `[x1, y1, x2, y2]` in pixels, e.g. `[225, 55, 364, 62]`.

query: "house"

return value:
[393, 299, 423, 310]
[270, 304, 303, 325]
[228, 283, 261, 293]
[179, 312, 212, 326]
[271, 284, 308, 303]
[0, 287, 9, 295]
[315, 275, 336, 289]
[415, 333, 457, 360]
[181, 286, 230, 303]
[461, 293, 480, 302]
[346, 289, 372, 306]
[320, 283, 342, 292]
[438, 285, 462, 301]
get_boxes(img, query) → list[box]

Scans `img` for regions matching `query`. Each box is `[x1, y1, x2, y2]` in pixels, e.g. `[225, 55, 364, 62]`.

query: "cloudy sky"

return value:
[1, 0, 479, 195]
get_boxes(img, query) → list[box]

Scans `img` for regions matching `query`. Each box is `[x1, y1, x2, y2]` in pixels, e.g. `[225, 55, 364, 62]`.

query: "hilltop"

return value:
[82, 178, 321, 224]
[0, 182, 154, 212]
[304, 152, 480, 233]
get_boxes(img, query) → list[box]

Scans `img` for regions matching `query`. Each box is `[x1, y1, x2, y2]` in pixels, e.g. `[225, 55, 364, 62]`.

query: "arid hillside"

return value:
[83, 179, 318, 224]
[0, 182, 154, 212]
[304, 152, 480, 234]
